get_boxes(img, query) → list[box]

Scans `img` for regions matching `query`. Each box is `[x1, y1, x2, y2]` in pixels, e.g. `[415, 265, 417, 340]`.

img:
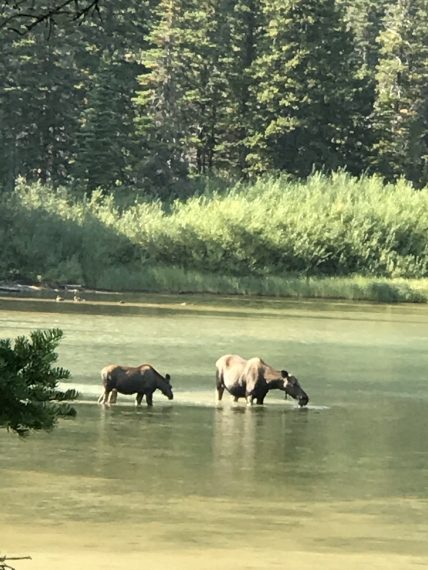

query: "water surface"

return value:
[1, 294, 427, 569]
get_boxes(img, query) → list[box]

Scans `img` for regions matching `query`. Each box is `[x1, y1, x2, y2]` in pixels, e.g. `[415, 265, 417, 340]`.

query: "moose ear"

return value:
[281, 370, 289, 378]
[165, 373, 171, 381]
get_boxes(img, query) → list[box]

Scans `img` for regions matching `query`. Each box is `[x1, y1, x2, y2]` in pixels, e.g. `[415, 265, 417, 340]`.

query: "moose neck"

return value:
[155, 377, 164, 391]
[266, 378, 284, 391]
[155, 374, 170, 395]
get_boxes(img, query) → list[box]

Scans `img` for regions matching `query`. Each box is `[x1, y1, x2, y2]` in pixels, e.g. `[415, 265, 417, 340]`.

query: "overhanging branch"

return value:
[0, 0, 101, 35]
[0, 556, 32, 570]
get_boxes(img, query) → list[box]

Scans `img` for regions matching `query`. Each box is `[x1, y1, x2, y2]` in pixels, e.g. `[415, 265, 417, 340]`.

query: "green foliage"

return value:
[94, 265, 428, 303]
[0, 180, 140, 285]
[0, 174, 427, 291]
[372, 0, 428, 187]
[247, 0, 369, 176]
[0, 1, 150, 192]
[208, 0, 261, 174]
[0, 29, 84, 190]
[338, 0, 389, 70]
[0, 329, 76, 436]
[134, 0, 233, 187]
[74, 57, 140, 192]
[1, 0, 428, 188]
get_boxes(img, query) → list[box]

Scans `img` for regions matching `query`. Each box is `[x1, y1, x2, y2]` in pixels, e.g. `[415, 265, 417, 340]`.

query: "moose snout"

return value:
[298, 393, 309, 407]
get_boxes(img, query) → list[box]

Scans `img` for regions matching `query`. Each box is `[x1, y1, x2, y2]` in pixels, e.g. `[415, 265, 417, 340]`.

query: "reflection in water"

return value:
[0, 296, 428, 569]
[211, 403, 334, 506]
[213, 406, 257, 484]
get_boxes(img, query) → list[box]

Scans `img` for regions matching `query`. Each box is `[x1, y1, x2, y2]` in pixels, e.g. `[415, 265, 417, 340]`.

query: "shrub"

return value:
[0, 173, 427, 287]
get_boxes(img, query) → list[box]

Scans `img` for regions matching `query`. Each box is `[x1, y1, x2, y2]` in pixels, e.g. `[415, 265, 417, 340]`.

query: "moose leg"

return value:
[256, 390, 268, 405]
[246, 393, 254, 406]
[216, 371, 225, 401]
[146, 392, 153, 407]
[216, 386, 225, 401]
[108, 389, 118, 405]
[136, 393, 144, 406]
[98, 389, 111, 405]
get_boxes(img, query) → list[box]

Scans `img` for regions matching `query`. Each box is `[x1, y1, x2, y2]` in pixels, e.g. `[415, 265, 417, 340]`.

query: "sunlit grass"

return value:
[95, 266, 428, 303]
[1, 172, 427, 303]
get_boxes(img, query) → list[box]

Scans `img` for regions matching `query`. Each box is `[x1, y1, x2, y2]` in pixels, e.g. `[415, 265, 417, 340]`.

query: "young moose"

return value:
[98, 364, 173, 406]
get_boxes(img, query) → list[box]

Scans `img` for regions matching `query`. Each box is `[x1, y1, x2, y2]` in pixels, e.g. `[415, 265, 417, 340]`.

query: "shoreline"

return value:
[1, 273, 428, 304]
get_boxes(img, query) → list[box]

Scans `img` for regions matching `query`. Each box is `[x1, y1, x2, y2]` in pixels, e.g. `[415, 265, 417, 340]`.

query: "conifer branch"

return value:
[0, 556, 32, 570]
[0, 0, 101, 34]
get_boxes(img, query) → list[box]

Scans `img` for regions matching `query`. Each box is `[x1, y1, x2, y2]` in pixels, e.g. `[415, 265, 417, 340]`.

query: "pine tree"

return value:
[74, 56, 140, 192]
[214, 0, 261, 175]
[338, 0, 389, 70]
[248, 0, 367, 177]
[135, 0, 233, 189]
[71, 1, 151, 192]
[0, 329, 77, 436]
[0, 29, 83, 189]
[0, 1, 150, 192]
[372, 0, 428, 186]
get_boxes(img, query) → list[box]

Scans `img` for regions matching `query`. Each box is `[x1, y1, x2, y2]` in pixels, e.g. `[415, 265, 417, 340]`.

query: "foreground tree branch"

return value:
[0, 556, 32, 570]
[0, 0, 101, 35]
[0, 328, 77, 436]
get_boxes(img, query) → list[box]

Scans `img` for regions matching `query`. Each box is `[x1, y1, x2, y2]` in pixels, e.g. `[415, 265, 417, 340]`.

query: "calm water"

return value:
[1, 294, 427, 570]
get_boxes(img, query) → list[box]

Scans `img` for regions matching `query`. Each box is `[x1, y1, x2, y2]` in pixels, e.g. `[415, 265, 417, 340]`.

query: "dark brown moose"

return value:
[98, 364, 173, 406]
[215, 354, 309, 407]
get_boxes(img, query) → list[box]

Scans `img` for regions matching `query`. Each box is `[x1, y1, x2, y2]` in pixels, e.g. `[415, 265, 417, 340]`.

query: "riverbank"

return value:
[92, 269, 428, 303]
[1, 174, 427, 301]
[1, 273, 428, 304]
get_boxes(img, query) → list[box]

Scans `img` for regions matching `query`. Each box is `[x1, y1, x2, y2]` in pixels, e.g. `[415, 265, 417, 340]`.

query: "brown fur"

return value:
[98, 364, 173, 406]
[215, 354, 309, 406]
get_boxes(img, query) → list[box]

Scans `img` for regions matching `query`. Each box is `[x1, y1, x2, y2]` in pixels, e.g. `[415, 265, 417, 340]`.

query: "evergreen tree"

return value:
[67, 1, 151, 192]
[214, 0, 261, 174]
[338, 0, 389, 70]
[135, 0, 231, 189]
[372, 0, 428, 187]
[0, 29, 83, 189]
[0, 329, 77, 436]
[0, 1, 150, 192]
[248, 0, 368, 177]
[74, 56, 140, 192]
[1, 0, 428, 191]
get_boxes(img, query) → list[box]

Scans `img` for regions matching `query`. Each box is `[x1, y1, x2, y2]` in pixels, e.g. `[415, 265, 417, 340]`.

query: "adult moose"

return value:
[98, 364, 173, 406]
[215, 354, 309, 407]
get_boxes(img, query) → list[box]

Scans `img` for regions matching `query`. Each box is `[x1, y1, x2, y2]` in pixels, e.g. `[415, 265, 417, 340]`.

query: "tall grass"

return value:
[1, 173, 427, 302]
[96, 267, 428, 303]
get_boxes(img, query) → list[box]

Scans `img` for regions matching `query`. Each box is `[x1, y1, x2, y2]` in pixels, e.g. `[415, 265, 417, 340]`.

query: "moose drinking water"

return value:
[215, 354, 309, 406]
[98, 364, 173, 406]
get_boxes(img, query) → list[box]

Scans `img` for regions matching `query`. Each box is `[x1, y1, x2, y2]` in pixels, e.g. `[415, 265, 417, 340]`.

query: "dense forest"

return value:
[1, 0, 428, 194]
[1, 0, 428, 302]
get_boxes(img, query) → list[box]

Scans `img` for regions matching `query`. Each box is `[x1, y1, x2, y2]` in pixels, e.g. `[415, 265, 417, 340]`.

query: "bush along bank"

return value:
[0, 173, 427, 302]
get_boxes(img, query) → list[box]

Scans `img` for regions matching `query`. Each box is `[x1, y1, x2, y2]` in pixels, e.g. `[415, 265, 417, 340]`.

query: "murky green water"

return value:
[1, 294, 427, 569]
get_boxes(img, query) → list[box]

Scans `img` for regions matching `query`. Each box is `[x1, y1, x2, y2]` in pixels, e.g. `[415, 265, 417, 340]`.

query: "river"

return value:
[1, 294, 427, 570]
